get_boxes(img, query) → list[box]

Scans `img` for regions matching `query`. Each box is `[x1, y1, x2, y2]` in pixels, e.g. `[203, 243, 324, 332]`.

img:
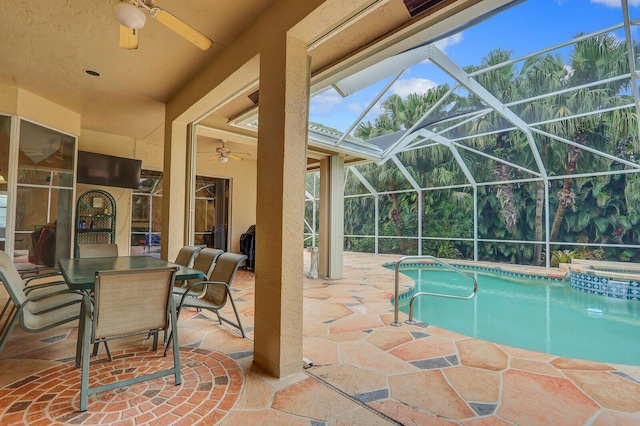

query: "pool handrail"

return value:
[392, 255, 478, 326]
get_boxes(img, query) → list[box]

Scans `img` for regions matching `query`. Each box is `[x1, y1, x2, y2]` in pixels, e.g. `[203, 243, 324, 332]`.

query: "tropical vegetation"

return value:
[330, 32, 640, 265]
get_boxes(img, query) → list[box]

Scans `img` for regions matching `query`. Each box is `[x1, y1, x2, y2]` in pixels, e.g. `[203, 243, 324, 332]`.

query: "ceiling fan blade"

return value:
[208, 154, 222, 161]
[119, 25, 139, 50]
[150, 7, 213, 50]
[227, 154, 245, 161]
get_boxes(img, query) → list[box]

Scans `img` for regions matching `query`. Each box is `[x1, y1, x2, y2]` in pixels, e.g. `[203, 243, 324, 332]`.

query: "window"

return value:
[14, 120, 75, 265]
[130, 170, 163, 256]
[194, 176, 229, 250]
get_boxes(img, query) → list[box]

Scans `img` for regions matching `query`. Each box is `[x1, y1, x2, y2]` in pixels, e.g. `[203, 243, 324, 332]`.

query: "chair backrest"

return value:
[188, 248, 224, 284]
[174, 246, 203, 268]
[92, 267, 178, 340]
[78, 243, 118, 259]
[0, 250, 28, 306]
[203, 252, 247, 305]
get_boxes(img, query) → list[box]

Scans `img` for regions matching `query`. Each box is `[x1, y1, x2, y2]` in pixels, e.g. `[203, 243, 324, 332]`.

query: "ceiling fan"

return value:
[208, 141, 251, 163]
[112, 0, 213, 50]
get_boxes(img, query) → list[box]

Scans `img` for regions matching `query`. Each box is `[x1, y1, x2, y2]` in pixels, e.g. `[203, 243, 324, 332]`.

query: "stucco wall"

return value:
[194, 145, 257, 254]
[77, 130, 257, 255]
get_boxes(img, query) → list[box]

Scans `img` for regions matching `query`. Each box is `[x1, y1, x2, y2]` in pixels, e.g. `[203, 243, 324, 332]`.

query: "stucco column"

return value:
[253, 33, 309, 377]
[160, 121, 189, 261]
[318, 155, 344, 279]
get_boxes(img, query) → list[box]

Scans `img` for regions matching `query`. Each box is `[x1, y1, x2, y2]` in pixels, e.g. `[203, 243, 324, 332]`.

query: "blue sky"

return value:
[309, 0, 640, 133]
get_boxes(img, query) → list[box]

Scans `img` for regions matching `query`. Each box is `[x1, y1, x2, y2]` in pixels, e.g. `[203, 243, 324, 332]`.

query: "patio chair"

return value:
[77, 243, 118, 258]
[166, 253, 247, 353]
[77, 266, 181, 412]
[172, 248, 223, 297]
[0, 250, 83, 354]
[174, 245, 203, 268]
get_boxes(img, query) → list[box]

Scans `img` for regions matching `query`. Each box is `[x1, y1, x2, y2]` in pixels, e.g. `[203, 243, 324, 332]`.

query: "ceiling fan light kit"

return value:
[113, 0, 213, 50]
[113, 2, 146, 29]
[219, 156, 229, 163]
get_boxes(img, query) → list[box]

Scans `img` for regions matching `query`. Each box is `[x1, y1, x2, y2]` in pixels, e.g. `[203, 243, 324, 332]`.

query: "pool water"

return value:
[399, 268, 640, 366]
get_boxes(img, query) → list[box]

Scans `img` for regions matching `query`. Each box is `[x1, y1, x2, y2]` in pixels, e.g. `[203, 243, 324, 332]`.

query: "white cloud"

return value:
[433, 32, 464, 52]
[391, 78, 438, 98]
[347, 103, 363, 114]
[310, 91, 342, 115]
[591, 0, 640, 6]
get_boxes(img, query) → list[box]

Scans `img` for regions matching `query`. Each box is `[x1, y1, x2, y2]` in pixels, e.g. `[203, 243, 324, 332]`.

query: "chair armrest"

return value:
[23, 280, 69, 295]
[24, 271, 63, 285]
[20, 267, 60, 280]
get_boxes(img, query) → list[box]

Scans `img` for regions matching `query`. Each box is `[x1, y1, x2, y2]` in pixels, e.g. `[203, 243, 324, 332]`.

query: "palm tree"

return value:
[548, 33, 629, 242]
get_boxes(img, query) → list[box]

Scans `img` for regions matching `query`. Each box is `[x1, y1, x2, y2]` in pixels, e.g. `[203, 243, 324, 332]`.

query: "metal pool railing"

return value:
[391, 255, 478, 326]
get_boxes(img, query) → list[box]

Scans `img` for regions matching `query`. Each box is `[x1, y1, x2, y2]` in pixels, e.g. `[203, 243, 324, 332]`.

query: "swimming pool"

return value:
[398, 267, 640, 366]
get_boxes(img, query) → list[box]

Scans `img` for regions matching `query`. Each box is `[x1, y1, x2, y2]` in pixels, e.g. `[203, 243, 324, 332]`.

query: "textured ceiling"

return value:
[0, 0, 276, 141]
[0, 0, 499, 152]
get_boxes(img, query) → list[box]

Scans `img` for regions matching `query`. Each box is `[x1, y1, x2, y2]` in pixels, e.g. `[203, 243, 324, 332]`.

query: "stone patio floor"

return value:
[1, 252, 639, 425]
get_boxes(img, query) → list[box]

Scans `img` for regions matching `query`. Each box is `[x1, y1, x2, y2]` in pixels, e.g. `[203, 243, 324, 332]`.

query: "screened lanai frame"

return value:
[305, 0, 640, 267]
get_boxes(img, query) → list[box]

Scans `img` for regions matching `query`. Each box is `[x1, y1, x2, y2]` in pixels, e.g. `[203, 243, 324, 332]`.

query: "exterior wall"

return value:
[77, 131, 257, 255]
[77, 130, 165, 256]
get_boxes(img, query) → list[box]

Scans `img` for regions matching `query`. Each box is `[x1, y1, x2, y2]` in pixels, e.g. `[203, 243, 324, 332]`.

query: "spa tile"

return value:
[219, 409, 308, 426]
[365, 329, 414, 351]
[457, 339, 508, 372]
[510, 358, 563, 377]
[329, 313, 384, 334]
[341, 341, 418, 373]
[369, 399, 459, 426]
[443, 366, 500, 403]
[498, 369, 600, 425]
[303, 337, 340, 365]
[551, 357, 614, 371]
[271, 378, 358, 420]
[564, 370, 640, 412]
[310, 364, 388, 395]
[390, 336, 456, 361]
[389, 370, 475, 419]
[592, 410, 640, 426]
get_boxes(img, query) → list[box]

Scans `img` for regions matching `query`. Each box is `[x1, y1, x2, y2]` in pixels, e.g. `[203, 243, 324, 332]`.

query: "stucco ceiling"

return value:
[0, 0, 511, 158]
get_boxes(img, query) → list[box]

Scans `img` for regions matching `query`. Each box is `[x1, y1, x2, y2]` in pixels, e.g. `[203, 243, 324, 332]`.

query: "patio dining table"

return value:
[58, 255, 206, 361]
[58, 256, 206, 291]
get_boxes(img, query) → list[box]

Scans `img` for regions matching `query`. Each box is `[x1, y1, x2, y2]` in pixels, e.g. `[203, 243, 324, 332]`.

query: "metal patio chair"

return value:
[172, 247, 223, 297]
[0, 250, 83, 354]
[174, 245, 203, 268]
[76, 266, 181, 412]
[165, 253, 247, 354]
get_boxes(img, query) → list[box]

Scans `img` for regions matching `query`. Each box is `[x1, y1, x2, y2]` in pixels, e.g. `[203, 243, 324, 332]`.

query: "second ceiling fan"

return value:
[112, 0, 213, 50]
[208, 141, 251, 163]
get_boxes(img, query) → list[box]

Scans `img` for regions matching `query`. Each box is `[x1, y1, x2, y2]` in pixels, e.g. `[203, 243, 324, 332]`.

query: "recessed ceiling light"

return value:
[83, 69, 101, 77]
